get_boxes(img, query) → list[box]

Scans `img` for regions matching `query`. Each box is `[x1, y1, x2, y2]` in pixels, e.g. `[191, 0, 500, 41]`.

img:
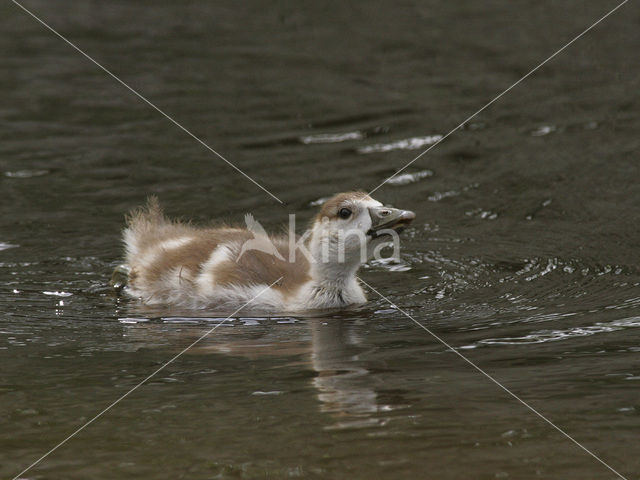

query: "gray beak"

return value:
[367, 206, 416, 238]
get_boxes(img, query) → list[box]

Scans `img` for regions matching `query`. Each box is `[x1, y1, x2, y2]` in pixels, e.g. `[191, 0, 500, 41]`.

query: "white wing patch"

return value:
[196, 245, 233, 296]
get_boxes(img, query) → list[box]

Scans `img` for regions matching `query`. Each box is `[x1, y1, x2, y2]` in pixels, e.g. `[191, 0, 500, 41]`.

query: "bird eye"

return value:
[338, 208, 352, 219]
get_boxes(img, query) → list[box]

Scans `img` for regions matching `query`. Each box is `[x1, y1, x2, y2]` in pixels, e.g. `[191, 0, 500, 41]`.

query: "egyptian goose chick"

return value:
[115, 192, 415, 311]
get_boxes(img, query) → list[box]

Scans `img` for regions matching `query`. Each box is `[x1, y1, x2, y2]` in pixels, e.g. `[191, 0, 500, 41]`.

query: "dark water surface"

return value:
[1, 1, 639, 479]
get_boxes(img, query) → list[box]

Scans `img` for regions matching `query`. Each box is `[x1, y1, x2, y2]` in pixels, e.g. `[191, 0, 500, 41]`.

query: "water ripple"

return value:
[386, 170, 434, 186]
[4, 169, 49, 178]
[300, 131, 363, 144]
[473, 316, 640, 346]
[357, 135, 442, 154]
[0, 242, 19, 251]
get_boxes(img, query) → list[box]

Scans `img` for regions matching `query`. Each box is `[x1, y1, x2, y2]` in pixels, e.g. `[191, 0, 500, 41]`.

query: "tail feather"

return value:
[123, 196, 171, 259]
[125, 196, 165, 229]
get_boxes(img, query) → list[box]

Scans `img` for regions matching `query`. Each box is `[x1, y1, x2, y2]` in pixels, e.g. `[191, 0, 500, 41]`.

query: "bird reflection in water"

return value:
[120, 314, 399, 428]
[309, 318, 391, 429]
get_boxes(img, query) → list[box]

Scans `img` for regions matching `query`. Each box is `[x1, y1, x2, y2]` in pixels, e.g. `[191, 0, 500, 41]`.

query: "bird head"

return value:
[309, 191, 415, 271]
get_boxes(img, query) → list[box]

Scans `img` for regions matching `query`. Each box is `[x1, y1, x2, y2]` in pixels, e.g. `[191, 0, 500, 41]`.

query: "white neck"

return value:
[310, 259, 360, 289]
[298, 229, 367, 308]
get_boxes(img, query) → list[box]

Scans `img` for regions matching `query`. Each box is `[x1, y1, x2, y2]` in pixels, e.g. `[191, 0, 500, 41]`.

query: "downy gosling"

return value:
[114, 192, 415, 311]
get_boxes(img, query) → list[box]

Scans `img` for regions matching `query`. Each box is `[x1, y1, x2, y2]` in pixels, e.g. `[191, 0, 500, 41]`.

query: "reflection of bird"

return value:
[237, 213, 285, 262]
[115, 192, 414, 310]
[311, 319, 380, 419]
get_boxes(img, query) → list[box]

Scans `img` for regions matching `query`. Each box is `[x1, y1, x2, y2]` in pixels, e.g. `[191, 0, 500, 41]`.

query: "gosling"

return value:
[115, 192, 415, 311]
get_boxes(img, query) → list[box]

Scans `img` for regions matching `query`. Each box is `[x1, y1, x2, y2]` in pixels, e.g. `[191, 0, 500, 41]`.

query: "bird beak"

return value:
[367, 206, 416, 238]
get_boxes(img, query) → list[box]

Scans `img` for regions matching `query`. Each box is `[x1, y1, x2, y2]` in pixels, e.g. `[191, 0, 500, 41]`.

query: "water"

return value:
[1, 1, 639, 479]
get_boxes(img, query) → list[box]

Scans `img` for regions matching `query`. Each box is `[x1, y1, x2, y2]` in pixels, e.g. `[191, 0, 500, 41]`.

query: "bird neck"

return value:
[307, 229, 363, 292]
